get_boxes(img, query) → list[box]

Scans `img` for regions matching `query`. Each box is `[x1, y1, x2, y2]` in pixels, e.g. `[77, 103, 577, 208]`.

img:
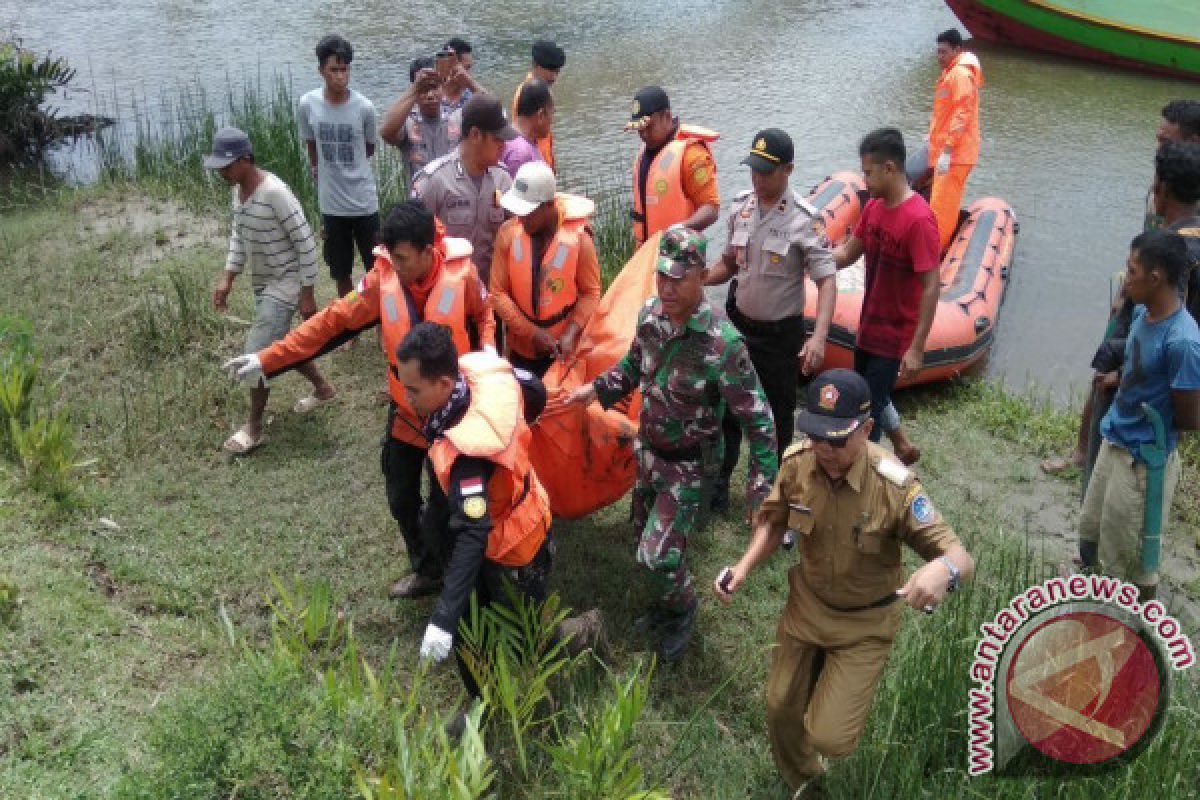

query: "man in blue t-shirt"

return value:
[1078, 230, 1200, 599]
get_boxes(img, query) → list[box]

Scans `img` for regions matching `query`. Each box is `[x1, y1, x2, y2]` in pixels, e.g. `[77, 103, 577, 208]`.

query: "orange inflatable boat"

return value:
[529, 233, 663, 519]
[802, 172, 1018, 388]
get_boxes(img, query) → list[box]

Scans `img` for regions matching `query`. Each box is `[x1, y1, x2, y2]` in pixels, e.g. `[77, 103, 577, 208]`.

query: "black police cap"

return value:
[742, 128, 794, 174]
[795, 369, 872, 441]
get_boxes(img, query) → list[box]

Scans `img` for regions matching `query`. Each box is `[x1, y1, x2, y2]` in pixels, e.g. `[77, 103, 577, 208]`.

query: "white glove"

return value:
[936, 152, 951, 175]
[483, 345, 498, 357]
[419, 623, 454, 663]
[222, 353, 264, 385]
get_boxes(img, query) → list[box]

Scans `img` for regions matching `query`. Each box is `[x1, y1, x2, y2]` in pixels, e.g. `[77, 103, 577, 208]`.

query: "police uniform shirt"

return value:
[758, 439, 960, 610]
[410, 148, 513, 278]
[724, 189, 836, 322]
[399, 107, 462, 185]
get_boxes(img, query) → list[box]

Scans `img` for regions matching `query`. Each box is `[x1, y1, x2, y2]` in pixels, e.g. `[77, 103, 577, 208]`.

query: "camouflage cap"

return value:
[655, 227, 708, 278]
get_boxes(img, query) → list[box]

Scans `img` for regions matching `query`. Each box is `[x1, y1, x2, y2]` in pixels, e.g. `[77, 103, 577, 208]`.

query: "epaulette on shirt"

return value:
[733, 189, 752, 203]
[874, 455, 910, 487]
[781, 437, 813, 461]
[414, 153, 455, 182]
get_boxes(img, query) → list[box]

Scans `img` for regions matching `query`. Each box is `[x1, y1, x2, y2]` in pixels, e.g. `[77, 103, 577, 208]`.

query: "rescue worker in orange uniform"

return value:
[625, 85, 721, 246]
[398, 322, 601, 694]
[925, 29, 982, 251]
[489, 161, 603, 377]
[222, 201, 495, 600]
[511, 39, 565, 172]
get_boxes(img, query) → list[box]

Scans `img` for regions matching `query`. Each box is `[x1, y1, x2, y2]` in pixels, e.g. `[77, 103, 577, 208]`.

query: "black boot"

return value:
[658, 599, 698, 664]
[710, 482, 731, 513]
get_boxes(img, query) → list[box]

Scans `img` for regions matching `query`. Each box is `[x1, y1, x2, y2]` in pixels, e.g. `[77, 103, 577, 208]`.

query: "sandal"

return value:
[293, 393, 335, 414]
[1041, 455, 1081, 474]
[223, 428, 264, 455]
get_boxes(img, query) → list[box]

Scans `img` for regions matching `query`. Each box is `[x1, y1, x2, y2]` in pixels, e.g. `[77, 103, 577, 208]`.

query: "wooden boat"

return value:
[802, 172, 1018, 388]
[945, 0, 1200, 82]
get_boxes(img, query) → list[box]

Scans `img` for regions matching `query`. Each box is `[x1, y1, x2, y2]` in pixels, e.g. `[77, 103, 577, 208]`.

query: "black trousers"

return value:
[720, 312, 804, 484]
[380, 435, 446, 578]
[322, 212, 379, 281]
[454, 536, 555, 696]
[853, 349, 901, 444]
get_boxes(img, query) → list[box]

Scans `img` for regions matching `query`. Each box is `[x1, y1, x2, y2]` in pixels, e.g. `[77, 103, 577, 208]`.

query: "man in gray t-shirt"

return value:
[299, 35, 380, 298]
[380, 57, 462, 188]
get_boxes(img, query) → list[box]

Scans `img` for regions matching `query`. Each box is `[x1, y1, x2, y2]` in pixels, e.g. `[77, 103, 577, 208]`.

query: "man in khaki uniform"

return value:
[714, 368, 974, 796]
[410, 92, 515, 285]
[706, 128, 837, 512]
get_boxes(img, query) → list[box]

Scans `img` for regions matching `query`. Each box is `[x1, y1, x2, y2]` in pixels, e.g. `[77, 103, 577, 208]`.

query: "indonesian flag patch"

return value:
[460, 476, 484, 496]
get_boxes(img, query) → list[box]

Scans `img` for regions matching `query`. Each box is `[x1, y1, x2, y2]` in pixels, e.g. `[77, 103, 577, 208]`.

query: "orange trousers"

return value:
[930, 163, 973, 251]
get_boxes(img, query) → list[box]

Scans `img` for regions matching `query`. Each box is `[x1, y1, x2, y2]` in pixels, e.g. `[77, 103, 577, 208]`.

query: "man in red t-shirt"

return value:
[833, 128, 940, 464]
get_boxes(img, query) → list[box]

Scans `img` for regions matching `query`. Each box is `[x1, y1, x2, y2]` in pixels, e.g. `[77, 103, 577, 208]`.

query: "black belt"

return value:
[647, 443, 705, 462]
[728, 305, 804, 338]
[824, 592, 900, 613]
[520, 300, 577, 329]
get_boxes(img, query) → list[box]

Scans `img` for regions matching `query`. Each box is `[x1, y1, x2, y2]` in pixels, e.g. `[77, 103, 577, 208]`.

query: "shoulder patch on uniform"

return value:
[875, 456, 910, 486]
[782, 438, 813, 460]
[463, 495, 487, 520]
[459, 476, 484, 496]
[692, 165, 711, 186]
[908, 489, 935, 525]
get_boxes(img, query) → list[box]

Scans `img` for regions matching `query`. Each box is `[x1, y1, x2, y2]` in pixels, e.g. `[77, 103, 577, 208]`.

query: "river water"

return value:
[9, 0, 1198, 400]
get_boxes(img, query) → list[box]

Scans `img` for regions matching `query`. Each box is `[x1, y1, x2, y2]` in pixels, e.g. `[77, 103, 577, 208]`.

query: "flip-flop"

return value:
[1040, 456, 1080, 474]
[223, 428, 264, 455]
[293, 394, 335, 414]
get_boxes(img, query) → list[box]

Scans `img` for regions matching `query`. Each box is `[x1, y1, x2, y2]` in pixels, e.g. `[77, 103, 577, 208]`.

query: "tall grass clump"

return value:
[0, 315, 75, 503]
[128, 264, 227, 362]
[98, 72, 409, 220]
[560, 166, 636, 286]
[116, 579, 668, 800]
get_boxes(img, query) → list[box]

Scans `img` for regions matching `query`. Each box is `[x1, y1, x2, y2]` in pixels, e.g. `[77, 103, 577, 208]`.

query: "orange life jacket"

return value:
[631, 124, 719, 245]
[378, 237, 475, 448]
[428, 352, 550, 567]
[507, 194, 595, 345]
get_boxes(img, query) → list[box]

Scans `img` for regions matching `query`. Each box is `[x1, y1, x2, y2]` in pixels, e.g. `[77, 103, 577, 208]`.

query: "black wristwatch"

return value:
[939, 555, 960, 592]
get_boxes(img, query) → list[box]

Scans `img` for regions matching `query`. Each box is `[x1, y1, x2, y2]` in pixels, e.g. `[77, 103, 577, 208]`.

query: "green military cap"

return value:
[655, 226, 708, 278]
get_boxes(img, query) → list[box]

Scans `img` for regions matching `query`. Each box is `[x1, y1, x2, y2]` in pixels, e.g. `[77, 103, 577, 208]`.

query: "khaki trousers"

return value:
[1079, 439, 1180, 588]
[766, 572, 902, 791]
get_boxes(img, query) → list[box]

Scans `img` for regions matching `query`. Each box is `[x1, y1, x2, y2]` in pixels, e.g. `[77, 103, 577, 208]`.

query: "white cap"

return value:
[501, 161, 556, 216]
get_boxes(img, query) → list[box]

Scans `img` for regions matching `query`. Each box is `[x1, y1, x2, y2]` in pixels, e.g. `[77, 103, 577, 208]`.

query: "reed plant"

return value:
[0, 315, 75, 503]
[115, 578, 666, 800]
[98, 73, 413, 225]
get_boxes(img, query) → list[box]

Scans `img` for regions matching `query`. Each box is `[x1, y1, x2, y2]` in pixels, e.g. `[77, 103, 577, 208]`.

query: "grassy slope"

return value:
[1, 189, 1198, 798]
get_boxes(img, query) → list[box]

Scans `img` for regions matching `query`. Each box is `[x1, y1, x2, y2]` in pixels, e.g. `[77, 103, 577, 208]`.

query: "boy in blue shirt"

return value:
[1079, 230, 1200, 599]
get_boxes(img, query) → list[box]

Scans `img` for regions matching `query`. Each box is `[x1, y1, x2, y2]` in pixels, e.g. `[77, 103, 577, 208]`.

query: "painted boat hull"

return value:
[945, 0, 1200, 82]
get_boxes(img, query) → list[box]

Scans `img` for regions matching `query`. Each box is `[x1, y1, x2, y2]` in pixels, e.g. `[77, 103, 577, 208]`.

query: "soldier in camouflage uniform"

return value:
[567, 227, 777, 662]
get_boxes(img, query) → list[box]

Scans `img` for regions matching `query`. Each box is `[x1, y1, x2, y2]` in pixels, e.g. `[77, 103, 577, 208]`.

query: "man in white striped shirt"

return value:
[207, 127, 335, 454]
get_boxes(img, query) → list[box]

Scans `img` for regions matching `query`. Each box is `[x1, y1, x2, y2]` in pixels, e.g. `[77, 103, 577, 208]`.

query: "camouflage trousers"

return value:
[631, 447, 711, 614]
